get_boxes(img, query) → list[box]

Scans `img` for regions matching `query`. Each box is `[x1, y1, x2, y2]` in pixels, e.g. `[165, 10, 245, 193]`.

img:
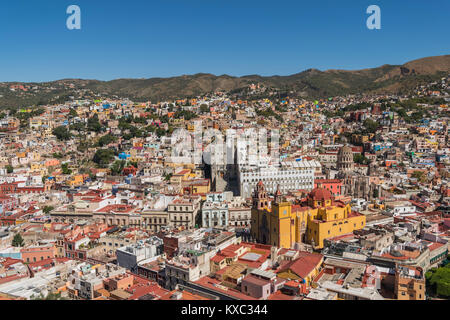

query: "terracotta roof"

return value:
[242, 274, 270, 286]
[278, 252, 323, 278]
[428, 242, 445, 252]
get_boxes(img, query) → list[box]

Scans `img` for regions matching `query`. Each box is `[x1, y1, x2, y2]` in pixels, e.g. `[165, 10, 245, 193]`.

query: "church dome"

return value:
[309, 188, 333, 202]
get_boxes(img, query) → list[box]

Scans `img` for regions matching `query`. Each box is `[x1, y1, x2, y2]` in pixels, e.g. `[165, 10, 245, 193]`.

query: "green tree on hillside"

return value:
[52, 126, 72, 141]
[362, 118, 379, 133]
[97, 134, 117, 147]
[411, 171, 427, 183]
[12, 234, 24, 247]
[87, 114, 104, 133]
[68, 108, 78, 118]
[93, 149, 116, 168]
[61, 163, 72, 175]
[110, 160, 126, 175]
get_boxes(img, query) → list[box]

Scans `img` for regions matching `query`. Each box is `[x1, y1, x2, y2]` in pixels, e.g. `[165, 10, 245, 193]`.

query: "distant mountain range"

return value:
[1, 55, 449, 108]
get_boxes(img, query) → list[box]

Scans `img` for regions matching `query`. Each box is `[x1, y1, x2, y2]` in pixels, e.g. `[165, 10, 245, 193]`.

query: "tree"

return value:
[155, 127, 167, 138]
[362, 118, 379, 133]
[61, 163, 72, 175]
[257, 119, 266, 126]
[87, 114, 103, 133]
[274, 114, 284, 123]
[43, 206, 54, 214]
[200, 104, 209, 114]
[373, 189, 379, 198]
[68, 108, 78, 118]
[127, 161, 139, 169]
[97, 134, 117, 147]
[159, 115, 169, 123]
[69, 122, 85, 132]
[110, 160, 126, 175]
[5, 165, 13, 174]
[52, 126, 72, 141]
[354, 154, 370, 165]
[12, 233, 24, 247]
[93, 149, 116, 168]
[174, 110, 196, 121]
[132, 116, 147, 124]
[411, 171, 427, 183]
[7, 107, 17, 116]
[426, 264, 450, 298]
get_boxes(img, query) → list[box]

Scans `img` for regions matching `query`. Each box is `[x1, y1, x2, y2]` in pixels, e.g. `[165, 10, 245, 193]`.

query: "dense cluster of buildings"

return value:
[0, 75, 449, 300]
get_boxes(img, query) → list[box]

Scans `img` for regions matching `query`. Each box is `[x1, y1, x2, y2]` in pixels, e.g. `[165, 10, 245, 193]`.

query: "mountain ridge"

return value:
[1, 55, 449, 107]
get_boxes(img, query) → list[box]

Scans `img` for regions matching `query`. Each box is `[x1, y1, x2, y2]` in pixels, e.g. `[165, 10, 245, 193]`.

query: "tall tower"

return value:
[251, 180, 269, 243]
[337, 145, 354, 172]
[274, 185, 282, 204]
[253, 180, 268, 210]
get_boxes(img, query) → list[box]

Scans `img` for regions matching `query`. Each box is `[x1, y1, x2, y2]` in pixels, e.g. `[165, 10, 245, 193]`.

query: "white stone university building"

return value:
[238, 159, 320, 198]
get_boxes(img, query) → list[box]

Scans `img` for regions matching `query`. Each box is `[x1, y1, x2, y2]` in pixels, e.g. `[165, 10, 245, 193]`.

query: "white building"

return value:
[116, 237, 163, 273]
[238, 160, 320, 198]
[201, 192, 234, 228]
[385, 201, 416, 217]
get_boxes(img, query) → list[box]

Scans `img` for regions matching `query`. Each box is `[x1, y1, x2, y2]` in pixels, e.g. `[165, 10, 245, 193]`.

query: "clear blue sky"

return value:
[0, 0, 448, 82]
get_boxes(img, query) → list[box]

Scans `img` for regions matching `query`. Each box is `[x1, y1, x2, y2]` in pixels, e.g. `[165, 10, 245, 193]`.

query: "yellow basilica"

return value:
[250, 181, 366, 249]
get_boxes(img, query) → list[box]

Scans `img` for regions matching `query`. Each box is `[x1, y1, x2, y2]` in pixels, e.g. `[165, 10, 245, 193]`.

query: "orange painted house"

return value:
[21, 244, 56, 263]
